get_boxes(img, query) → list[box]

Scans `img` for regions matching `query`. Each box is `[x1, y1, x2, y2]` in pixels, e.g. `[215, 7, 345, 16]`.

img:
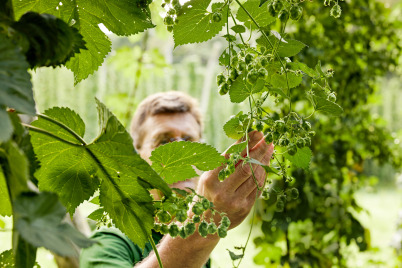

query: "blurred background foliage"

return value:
[2, 0, 401, 267]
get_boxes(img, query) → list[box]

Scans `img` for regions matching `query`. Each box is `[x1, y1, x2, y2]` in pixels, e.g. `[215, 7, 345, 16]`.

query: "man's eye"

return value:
[159, 138, 170, 145]
[183, 135, 193, 142]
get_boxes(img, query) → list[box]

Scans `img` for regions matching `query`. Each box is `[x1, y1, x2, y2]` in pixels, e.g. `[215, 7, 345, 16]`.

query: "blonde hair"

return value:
[130, 91, 202, 150]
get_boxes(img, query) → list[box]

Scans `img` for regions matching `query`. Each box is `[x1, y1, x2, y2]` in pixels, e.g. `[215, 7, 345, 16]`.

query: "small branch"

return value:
[233, 197, 257, 268]
[230, 11, 246, 46]
[149, 234, 164, 268]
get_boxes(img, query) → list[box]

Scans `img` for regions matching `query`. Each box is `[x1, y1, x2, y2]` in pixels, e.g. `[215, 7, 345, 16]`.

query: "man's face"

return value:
[137, 112, 201, 191]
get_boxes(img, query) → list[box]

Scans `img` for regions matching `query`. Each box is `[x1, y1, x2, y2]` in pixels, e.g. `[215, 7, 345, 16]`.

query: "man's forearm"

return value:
[136, 231, 220, 268]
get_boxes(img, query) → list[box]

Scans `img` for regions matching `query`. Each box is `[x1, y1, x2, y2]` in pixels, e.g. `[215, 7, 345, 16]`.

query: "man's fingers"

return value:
[258, 142, 274, 166]
[239, 131, 264, 157]
[235, 165, 265, 197]
[248, 138, 271, 164]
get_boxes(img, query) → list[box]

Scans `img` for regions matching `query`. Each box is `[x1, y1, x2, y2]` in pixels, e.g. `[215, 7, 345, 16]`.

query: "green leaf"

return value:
[0, 166, 12, 216]
[12, 12, 86, 68]
[315, 60, 326, 77]
[0, 250, 14, 267]
[0, 34, 35, 115]
[89, 195, 100, 205]
[312, 95, 343, 116]
[0, 248, 41, 268]
[231, 25, 246, 34]
[0, 110, 13, 143]
[31, 109, 99, 215]
[87, 208, 105, 222]
[91, 99, 171, 197]
[219, 48, 235, 66]
[236, 0, 275, 30]
[290, 62, 319, 78]
[285, 147, 312, 170]
[0, 218, 5, 229]
[268, 87, 288, 99]
[90, 99, 171, 248]
[150, 141, 225, 184]
[0, 141, 30, 199]
[36, 107, 86, 144]
[173, 0, 228, 46]
[270, 72, 303, 89]
[247, 158, 279, 175]
[14, 0, 154, 84]
[229, 75, 265, 103]
[14, 192, 96, 256]
[226, 141, 247, 155]
[227, 249, 244, 260]
[223, 113, 249, 140]
[30, 99, 171, 248]
[256, 35, 307, 57]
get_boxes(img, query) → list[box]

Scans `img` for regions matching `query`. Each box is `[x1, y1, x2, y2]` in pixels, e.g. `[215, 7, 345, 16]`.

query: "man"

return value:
[80, 91, 274, 267]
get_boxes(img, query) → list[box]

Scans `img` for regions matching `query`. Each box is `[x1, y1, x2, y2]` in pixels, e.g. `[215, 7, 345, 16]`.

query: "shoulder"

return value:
[79, 227, 141, 268]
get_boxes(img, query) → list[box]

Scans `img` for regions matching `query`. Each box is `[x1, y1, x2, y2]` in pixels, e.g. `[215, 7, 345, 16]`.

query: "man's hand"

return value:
[137, 131, 274, 268]
[197, 131, 275, 229]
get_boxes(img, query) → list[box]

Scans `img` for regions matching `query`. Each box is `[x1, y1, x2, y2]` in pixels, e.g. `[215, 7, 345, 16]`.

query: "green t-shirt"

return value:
[80, 227, 211, 267]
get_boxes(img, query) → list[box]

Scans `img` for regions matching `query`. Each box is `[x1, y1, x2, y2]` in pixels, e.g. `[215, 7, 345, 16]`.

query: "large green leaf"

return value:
[229, 75, 265, 103]
[256, 35, 307, 57]
[11, 12, 86, 68]
[312, 95, 343, 116]
[30, 100, 171, 248]
[0, 250, 14, 267]
[14, 192, 96, 256]
[0, 249, 41, 268]
[236, 0, 275, 30]
[0, 166, 12, 216]
[14, 0, 154, 84]
[31, 108, 99, 215]
[0, 34, 35, 115]
[0, 141, 30, 199]
[150, 141, 226, 184]
[223, 112, 250, 140]
[285, 147, 312, 170]
[0, 110, 13, 143]
[173, 0, 228, 46]
[270, 72, 303, 89]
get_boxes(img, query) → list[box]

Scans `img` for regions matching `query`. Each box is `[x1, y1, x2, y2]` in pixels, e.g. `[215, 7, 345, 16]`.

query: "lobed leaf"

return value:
[31, 108, 99, 215]
[0, 167, 12, 216]
[256, 35, 307, 57]
[236, 0, 275, 30]
[270, 72, 303, 89]
[223, 113, 249, 140]
[290, 62, 319, 78]
[14, 192, 96, 256]
[150, 141, 226, 184]
[0, 110, 13, 143]
[30, 99, 171, 248]
[226, 141, 247, 155]
[14, 0, 154, 84]
[231, 25, 246, 34]
[87, 208, 105, 222]
[173, 0, 228, 46]
[285, 147, 312, 170]
[0, 34, 35, 116]
[247, 158, 279, 175]
[229, 75, 265, 103]
[312, 95, 343, 116]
